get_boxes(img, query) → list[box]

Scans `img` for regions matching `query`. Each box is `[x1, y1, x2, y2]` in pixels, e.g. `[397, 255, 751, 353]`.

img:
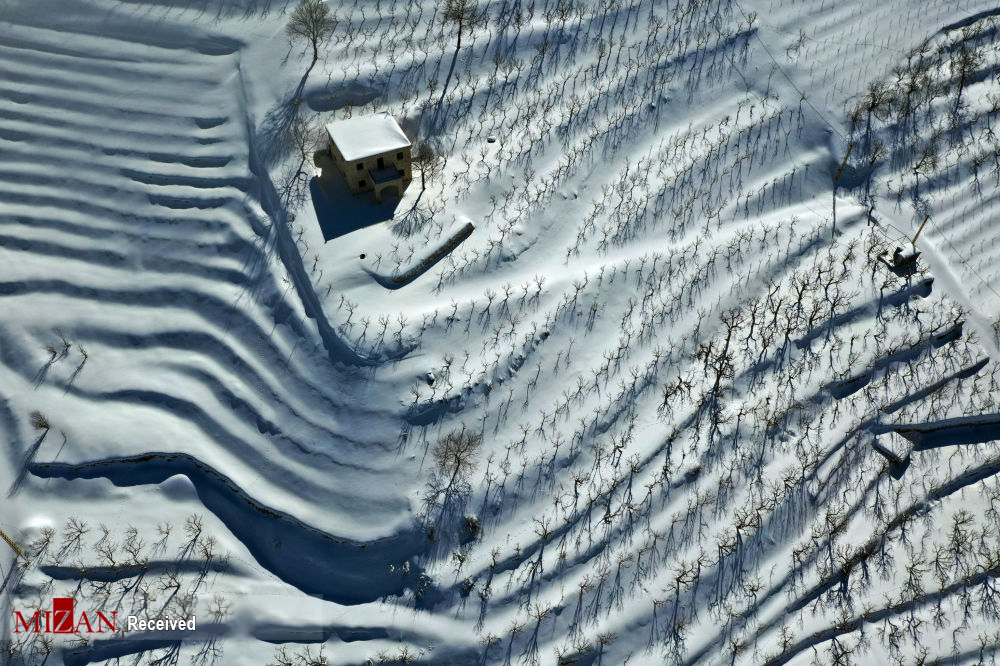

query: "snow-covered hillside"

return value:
[3, 0, 1000, 663]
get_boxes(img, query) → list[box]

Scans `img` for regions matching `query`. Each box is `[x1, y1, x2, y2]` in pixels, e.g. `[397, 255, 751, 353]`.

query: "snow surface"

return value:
[3, 0, 1000, 664]
[325, 114, 411, 162]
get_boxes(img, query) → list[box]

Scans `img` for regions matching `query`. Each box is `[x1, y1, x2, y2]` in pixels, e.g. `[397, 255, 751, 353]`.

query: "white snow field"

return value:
[3, 0, 1000, 663]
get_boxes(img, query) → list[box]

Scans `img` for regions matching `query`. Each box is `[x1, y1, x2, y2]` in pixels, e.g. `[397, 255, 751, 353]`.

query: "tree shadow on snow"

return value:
[255, 87, 308, 170]
[8, 430, 48, 496]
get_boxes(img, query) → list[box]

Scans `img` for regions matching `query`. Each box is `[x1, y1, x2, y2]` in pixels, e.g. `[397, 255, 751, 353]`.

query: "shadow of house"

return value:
[311, 153, 400, 242]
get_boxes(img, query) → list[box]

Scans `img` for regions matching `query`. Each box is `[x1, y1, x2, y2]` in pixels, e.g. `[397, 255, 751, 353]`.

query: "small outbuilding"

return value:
[325, 114, 412, 203]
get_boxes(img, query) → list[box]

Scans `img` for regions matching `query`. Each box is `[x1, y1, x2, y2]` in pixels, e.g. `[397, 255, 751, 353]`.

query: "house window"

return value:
[397, 152, 404, 160]
[358, 179, 366, 188]
[356, 163, 364, 171]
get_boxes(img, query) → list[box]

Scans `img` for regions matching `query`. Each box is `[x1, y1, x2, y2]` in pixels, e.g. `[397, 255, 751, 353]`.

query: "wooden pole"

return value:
[912, 215, 930, 248]
[835, 143, 855, 181]
[0, 528, 23, 557]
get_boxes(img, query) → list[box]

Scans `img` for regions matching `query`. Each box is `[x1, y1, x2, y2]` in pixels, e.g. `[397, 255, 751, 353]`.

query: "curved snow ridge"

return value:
[939, 6, 1000, 33]
[249, 624, 479, 664]
[251, 622, 427, 646]
[61, 624, 229, 666]
[826, 320, 965, 399]
[240, 71, 393, 368]
[1, 4, 243, 61]
[368, 221, 476, 289]
[889, 413, 1000, 448]
[63, 327, 377, 433]
[720, 450, 1000, 666]
[18, 379, 376, 501]
[0, 284, 395, 482]
[0, 233, 250, 286]
[30, 453, 430, 605]
[0, 279, 334, 376]
[0, 196, 246, 239]
[40, 558, 238, 582]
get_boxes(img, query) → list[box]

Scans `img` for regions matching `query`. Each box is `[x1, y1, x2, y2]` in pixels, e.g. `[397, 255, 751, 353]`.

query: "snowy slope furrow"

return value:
[1, 3, 429, 662]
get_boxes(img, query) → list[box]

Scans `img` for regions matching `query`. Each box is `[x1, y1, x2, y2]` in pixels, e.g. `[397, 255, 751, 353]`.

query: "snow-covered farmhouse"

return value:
[325, 114, 412, 203]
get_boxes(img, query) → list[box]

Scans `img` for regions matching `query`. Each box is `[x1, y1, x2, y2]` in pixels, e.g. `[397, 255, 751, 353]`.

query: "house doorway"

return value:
[377, 157, 385, 169]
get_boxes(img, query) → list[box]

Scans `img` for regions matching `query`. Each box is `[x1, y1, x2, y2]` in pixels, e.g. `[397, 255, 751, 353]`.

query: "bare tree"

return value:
[29, 410, 50, 431]
[411, 140, 444, 192]
[952, 41, 983, 111]
[183, 514, 204, 542]
[268, 645, 328, 666]
[286, 0, 335, 66]
[206, 594, 233, 622]
[432, 428, 483, 490]
[443, 0, 486, 50]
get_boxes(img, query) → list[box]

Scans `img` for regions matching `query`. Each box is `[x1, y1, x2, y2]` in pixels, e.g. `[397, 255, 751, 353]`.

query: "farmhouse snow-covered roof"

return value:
[326, 114, 411, 162]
